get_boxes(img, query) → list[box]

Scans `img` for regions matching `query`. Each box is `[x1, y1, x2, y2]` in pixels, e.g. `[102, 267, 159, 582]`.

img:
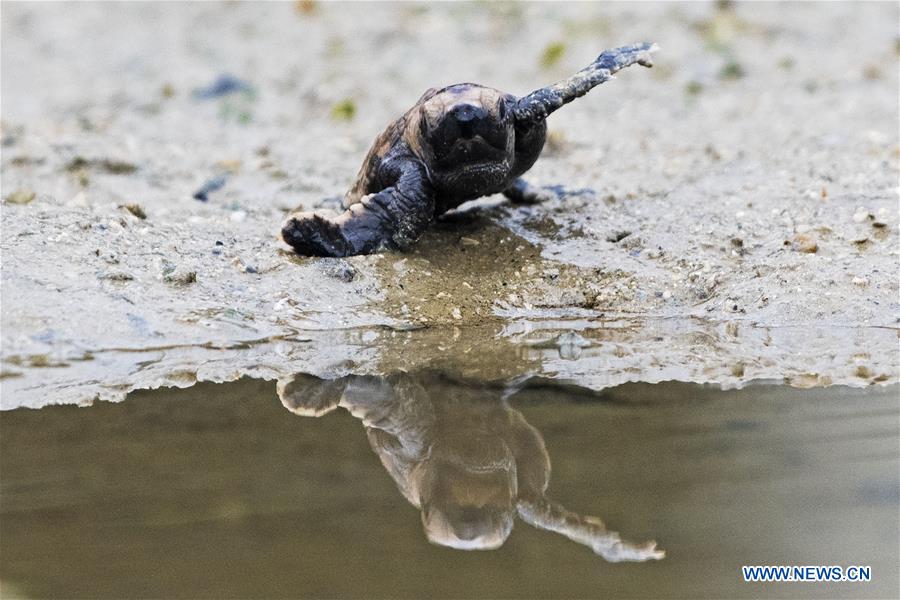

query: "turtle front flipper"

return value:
[282, 159, 434, 257]
[513, 42, 658, 124]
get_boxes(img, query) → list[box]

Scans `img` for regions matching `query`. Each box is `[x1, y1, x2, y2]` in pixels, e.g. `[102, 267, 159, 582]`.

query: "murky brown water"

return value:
[1, 376, 898, 599]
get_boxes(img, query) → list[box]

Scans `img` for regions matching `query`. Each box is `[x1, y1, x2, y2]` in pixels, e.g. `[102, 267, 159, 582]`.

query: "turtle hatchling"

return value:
[281, 42, 658, 257]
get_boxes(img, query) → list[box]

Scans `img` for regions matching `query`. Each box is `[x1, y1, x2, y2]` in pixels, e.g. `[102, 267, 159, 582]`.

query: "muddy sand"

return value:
[1, 2, 898, 408]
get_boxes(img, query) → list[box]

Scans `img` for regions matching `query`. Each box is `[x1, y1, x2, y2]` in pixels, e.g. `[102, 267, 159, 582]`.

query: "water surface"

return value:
[1, 376, 897, 598]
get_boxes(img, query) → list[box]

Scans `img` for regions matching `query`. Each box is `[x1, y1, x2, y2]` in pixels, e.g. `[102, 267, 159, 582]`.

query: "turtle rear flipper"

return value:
[281, 212, 355, 257]
[502, 178, 558, 205]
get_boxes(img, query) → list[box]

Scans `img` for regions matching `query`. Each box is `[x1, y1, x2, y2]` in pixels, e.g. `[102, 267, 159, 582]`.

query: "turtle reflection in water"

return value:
[278, 372, 663, 562]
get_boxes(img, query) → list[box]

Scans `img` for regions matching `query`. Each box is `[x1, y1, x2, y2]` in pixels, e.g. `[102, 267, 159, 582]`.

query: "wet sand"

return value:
[1, 2, 898, 407]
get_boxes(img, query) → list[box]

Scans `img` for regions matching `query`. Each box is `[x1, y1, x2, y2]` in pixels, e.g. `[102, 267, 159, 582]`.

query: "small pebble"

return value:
[862, 65, 881, 80]
[160, 260, 197, 285]
[319, 260, 356, 283]
[5, 188, 35, 204]
[193, 74, 254, 100]
[193, 176, 227, 201]
[793, 233, 818, 254]
[540, 41, 566, 68]
[216, 159, 242, 174]
[606, 230, 632, 243]
[851, 276, 868, 286]
[97, 270, 134, 282]
[66, 157, 137, 174]
[331, 99, 356, 121]
[852, 209, 871, 223]
[165, 271, 197, 285]
[451, 307, 462, 320]
[122, 203, 146, 219]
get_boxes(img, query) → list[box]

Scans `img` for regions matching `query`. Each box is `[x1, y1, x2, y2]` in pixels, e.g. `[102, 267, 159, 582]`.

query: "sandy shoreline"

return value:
[2, 2, 898, 408]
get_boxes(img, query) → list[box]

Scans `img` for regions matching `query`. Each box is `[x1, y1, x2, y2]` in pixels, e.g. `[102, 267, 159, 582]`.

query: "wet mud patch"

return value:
[374, 218, 546, 325]
[1, 375, 897, 599]
[372, 210, 650, 327]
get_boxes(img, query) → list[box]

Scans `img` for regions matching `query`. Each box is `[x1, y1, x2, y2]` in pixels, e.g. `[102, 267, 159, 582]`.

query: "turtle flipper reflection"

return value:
[517, 495, 665, 562]
[277, 373, 345, 417]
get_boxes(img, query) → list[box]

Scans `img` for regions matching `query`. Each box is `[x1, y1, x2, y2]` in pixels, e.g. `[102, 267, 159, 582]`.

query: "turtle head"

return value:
[413, 84, 517, 193]
[415, 434, 517, 550]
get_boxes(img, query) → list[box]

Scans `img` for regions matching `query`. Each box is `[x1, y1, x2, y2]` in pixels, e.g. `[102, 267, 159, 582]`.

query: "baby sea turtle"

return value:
[281, 42, 658, 257]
